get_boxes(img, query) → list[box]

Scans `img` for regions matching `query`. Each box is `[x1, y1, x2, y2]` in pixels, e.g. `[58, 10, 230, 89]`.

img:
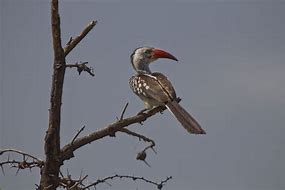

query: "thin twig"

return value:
[58, 171, 89, 189]
[1, 164, 5, 175]
[120, 103, 129, 120]
[66, 37, 73, 46]
[66, 61, 95, 76]
[71, 126, 86, 145]
[119, 128, 155, 146]
[0, 149, 42, 162]
[0, 149, 44, 173]
[69, 175, 88, 189]
[64, 20, 97, 57]
[83, 174, 172, 190]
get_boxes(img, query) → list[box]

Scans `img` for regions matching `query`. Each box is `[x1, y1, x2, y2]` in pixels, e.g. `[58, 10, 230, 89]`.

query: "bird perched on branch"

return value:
[129, 47, 206, 134]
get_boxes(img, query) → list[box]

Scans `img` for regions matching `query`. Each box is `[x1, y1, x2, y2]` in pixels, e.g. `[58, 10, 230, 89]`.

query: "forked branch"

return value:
[60, 105, 167, 163]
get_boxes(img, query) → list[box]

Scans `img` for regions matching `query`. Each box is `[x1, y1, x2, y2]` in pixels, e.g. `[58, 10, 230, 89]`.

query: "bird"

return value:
[129, 47, 206, 134]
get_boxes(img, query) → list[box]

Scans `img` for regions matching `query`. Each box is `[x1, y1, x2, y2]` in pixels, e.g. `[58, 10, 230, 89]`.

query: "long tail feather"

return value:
[166, 101, 206, 134]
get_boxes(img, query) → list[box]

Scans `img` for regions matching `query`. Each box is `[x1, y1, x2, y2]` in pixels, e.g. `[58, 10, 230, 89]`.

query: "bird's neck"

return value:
[132, 60, 152, 74]
[137, 65, 152, 74]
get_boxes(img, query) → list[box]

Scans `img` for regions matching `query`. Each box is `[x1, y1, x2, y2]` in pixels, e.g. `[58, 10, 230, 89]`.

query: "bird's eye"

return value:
[144, 49, 151, 54]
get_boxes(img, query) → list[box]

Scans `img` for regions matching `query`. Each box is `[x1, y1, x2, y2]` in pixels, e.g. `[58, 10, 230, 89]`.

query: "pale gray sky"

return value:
[1, 1, 285, 190]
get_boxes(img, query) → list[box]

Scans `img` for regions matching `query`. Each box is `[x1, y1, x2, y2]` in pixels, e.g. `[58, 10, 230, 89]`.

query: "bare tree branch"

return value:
[66, 62, 95, 76]
[60, 98, 182, 163]
[71, 126, 86, 145]
[0, 149, 44, 174]
[83, 174, 172, 190]
[60, 105, 167, 163]
[0, 149, 43, 162]
[119, 102, 129, 120]
[118, 128, 156, 149]
[57, 173, 171, 190]
[0, 159, 43, 174]
[64, 21, 97, 57]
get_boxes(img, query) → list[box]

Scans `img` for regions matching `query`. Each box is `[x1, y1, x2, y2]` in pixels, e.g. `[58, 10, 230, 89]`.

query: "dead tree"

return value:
[0, 0, 172, 189]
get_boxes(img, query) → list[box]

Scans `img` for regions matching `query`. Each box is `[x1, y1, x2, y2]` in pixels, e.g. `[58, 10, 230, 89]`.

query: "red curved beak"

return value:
[152, 48, 178, 62]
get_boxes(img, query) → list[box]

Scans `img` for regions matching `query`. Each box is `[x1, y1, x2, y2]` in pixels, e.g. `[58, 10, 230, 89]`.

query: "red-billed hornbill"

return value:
[129, 47, 206, 134]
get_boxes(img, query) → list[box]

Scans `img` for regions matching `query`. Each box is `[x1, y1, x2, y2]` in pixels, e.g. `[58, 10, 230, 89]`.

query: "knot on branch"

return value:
[136, 150, 147, 161]
[120, 127, 156, 167]
[136, 142, 156, 167]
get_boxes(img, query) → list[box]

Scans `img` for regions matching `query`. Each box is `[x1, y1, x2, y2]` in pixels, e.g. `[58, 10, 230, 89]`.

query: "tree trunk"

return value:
[39, 0, 65, 189]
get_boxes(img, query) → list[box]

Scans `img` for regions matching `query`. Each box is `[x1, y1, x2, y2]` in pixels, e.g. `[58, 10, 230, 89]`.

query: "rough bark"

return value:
[39, 0, 65, 189]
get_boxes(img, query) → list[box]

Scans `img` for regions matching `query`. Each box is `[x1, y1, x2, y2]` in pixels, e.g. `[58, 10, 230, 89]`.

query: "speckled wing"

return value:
[129, 72, 176, 104]
[151, 72, 177, 101]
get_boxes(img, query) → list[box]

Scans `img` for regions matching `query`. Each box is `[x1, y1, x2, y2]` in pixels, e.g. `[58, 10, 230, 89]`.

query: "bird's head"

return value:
[130, 47, 178, 73]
